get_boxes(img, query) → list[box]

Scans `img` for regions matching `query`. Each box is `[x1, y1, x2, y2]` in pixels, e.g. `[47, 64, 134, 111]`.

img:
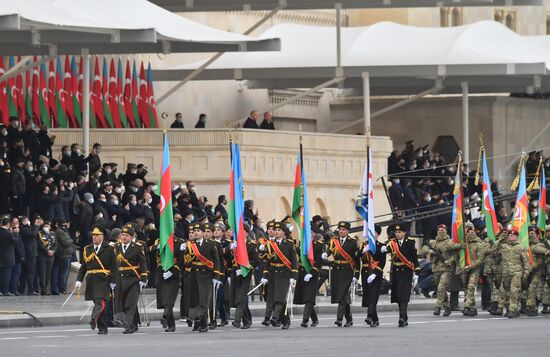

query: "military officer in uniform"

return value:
[75, 225, 117, 335]
[386, 223, 419, 327]
[186, 223, 222, 332]
[324, 221, 360, 327]
[179, 226, 194, 325]
[151, 234, 186, 332]
[360, 224, 386, 327]
[258, 220, 277, 326]
[294, 232, 325, 327]
[207, 222, 225, 329]
[37, 221, 57, 295]
[113, 224, 148, 334]
[262, 221, 298, 329]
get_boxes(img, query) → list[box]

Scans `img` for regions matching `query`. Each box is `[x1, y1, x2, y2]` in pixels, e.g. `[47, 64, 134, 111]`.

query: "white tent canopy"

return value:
[155, 21, 550, 95]
[0, 0, 280, 55]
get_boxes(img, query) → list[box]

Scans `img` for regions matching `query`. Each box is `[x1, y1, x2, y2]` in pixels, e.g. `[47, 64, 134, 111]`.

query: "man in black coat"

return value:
[85, 143, 102, 175]
[0, 216, 18, 295]
[170, 113, 184, 128]
[75, 225, 117, 335]
[262, 221, 298, 329]
[10, 158, 26, 217]
[242, 110, 260, 129]
[194, 114, 207, 128]
[324, 221, 360, 327]
[260, 112, 275, 130]
[386, 223, 420, 327]
[360, 224, 386, 327]
[19, 216, 40, 295]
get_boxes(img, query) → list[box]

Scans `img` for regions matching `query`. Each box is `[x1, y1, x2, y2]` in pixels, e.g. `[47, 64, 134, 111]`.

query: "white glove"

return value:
[227, 277, 231, 285]
[260, 278, 269, 285]
[259, 244, 266, 252]
[362, 245, 370, 254]
[235, 269, 242, 276]
[110, 283, 116, 290]
[367, 274, 376, 284]
[180, 243, 187, 251]
[75, 281, 82, 288]
[212, 279, 222, 287]
[139, 281, 147, 290]
[230, 242, 237, 250]
[304, 273, 313, 282]
[321, 252, 328, 260]
[163, 271, 173, 280]
[381, 246, 387, 253]
[352, 277, 357, 285]
[289, 278, 296, 287]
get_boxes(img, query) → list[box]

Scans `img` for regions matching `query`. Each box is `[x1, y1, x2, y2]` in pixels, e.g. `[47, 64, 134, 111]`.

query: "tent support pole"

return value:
[363, 72, 370, 136]
[335, 3, 343, 77]
[156, 4, 286, 105]
[461, 81, 469, 163]
[82, 48, 91, 179]
[334, 79, 443, 134]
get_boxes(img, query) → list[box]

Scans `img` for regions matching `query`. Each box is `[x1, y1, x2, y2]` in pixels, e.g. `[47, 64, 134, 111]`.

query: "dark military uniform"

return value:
[77, 231, 117, 334]
[259, 232, 276, 325]
[263, 222, 298, 329]
[208, 228, 226, 328]
[387, 224, 419, 327]
[37, 229, 57, 295]
[293, 236, 325, 327]
[186, 225, 221, 332]
[151, 236, 185, 332]
[328, 222, 360, 326]
[230, 237, 260, 328]
[113, 226, 148, 333]
[360, 240, 386, 326]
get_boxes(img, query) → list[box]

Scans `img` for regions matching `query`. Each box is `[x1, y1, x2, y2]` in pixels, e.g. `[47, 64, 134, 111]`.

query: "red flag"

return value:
[91, 57, 106, 128]
[63, 56, 76, 127]
[123, 60, 136, 128]
[16, 56, 25, 126]
[108, 58, 122, 128]
[77, 56, 83, 107]
[138, 62, 149, 128]
[48, 60, 57, 127]
[32, 57, 40, 123]
[39, 63, 50, 127]
[146, 62, 159, 128]
[0, 58, 9, 125]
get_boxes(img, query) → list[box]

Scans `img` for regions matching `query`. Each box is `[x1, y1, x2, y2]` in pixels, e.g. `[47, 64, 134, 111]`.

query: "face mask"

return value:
[112, 200, 119, 206]
[130, 186, 138, 192]
[146, 198, 152, 204]
[426, 196, 431, 202]
[87, 198, 94, 204]
[0, 130, 6, 136]
[13, 121, 19, 127]
[151, 185, 158, 191]
[99, 198, 106, 203]
[76, 149, 81, 155]
[106, 169, 112, 174]
[95, 148, 102, 154]
[97, 213, 103, 219]
[130, 169, 137, 174]
[43, 227, 50, 233]
[27, 166, 33, 172]
[532, 201, 539, 208]
[40, 166, 48, 174]
[30, 123, 36, 129]
[63, 151, 70, 156]
[114, 187, 122, 194]
[130, 200, 137, 206]
[189, 215, 194, 222]
[394, 179, 400, 184]
[448, 180, 454, 186]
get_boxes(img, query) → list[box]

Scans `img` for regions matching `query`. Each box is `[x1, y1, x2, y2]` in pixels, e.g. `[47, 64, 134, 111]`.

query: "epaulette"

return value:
[134, 241, 143, 247]
[407, 238, 415, 242]
[349, 236, 357, 240]
[154, 239, 159, 245]
[249, 239, 258, 245]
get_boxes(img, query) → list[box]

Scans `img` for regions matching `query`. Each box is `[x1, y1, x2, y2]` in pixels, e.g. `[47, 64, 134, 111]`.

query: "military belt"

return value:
[393, 262, 406, 266]
[270, 263, 286, 268]
[118, 266, 140, 271]
[333, 260, 350, 265]
[88, 269, 110, 275]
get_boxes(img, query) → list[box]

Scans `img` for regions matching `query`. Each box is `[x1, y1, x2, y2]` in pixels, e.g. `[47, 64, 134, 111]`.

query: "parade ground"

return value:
[0, 312, 548, 357]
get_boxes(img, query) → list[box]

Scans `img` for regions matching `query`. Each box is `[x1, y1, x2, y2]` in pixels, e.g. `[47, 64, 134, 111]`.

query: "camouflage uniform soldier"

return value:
[498, 229, 530, 318]
[462, 222, 487, 317]
[541, 228, 550, 314]
[485, 228, 506, 315]
[428, 224, 462, 317]
[525, 226, 550, 316]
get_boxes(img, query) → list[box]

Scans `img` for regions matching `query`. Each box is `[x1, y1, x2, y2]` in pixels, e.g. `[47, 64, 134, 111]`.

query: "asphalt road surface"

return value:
[0, 312, 549, 357]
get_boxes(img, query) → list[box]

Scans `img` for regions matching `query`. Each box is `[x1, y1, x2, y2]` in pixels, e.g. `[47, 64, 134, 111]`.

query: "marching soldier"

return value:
[259, 220, 277, 326]
[360, 224, 386, 327]
[262, 221, 298, 329]
[186, 223, 222, 332]
[179, 226, 194, 326]
[294, 232, 325, 327]
[386, 223, 419, 327]
[75, 225, 117, 335]
[205, 222, 223, 329]
[462, 222, 487, 317]
[213, 222, 231, 327]
[426, 224, 461, 317]
[324, 221, 360, 327]
[485, 227, 505, 315]
[525, 226, 550, 316]
[151, 234, 186, 332]
[113, 224, 148, 334]
[229, 228, 260, 329]
[541, 228, 550, 314]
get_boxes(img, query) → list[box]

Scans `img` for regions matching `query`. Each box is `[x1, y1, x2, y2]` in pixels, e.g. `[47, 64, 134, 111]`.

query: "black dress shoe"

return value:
[192, 321, 199, 331]
[97, 329, 108, 335]
[90, 319, 96, 330]
[269, 318, 280, 327]
[261, 319, 270, 326]
[344, 321, 353, 327]
[370, 321, 379, 327]
[398, 319, 405, 327]
[310, 320, 318, 327]
[334, 320, 342, 327]
[300, 321, 308, 328]
[187, 319, 193, 327]
[232, 321, 241, 328]
[281, 322, 290, 330]
[241, 322, 252, 330]
[365, 317, 372, 325]
[160, 317, 168, 328]
[218, 320, 229, 327]
[164, 327, 176, 332]
[209, 322, 217, 330]
[122, 328, 134, 334]
[198, 326, 209, 332]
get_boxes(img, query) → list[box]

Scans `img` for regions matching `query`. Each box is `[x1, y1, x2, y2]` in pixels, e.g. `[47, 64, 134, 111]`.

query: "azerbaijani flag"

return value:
[291, 147, 313, 273]
[481, 150, 499, 241]
[451, 155, 469, 268]
[55, 57, 68, 128]
[7, 56, 18, 118]
[228, 142, 250, 277]
[158, 131, 175, 271]
[146, 62, 159, 128]
[538, 168, 547, 234]
[511, 161, 531, 264]
[356, 146, 377, 253]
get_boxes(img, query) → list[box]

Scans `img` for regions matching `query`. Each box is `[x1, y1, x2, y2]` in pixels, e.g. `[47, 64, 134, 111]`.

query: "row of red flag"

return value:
[0, 56, 159, 129]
